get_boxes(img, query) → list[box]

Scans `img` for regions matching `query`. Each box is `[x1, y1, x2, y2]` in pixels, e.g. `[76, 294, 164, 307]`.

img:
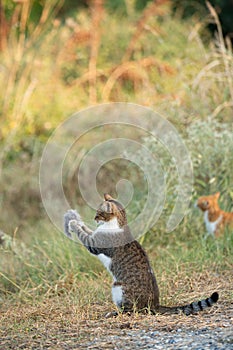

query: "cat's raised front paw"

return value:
[68, 220, 81, 233]
[64, 210, 84, 237]
[64, 209, 83, 224]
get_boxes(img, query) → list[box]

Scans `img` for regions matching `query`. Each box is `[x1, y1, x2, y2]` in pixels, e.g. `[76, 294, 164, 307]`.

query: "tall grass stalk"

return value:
[193, 2, 233, 117]
[88, 0, 104, 104]
[206, 1, 233, 101]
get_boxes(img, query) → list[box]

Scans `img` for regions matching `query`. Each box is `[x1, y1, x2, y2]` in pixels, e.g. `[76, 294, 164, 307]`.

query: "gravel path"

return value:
[1, 306, 232, 349]
[78, 301, 233, 350]
[81, 327, 233, 350]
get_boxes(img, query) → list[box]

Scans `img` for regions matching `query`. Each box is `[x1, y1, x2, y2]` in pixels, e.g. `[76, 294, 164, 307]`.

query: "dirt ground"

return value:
[0, 272, 232, 349]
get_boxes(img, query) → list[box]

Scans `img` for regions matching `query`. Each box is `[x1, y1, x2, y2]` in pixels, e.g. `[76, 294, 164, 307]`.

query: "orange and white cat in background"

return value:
[196, 192, 233, 237]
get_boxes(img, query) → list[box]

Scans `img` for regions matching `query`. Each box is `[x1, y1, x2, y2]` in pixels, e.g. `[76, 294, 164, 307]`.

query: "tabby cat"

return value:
[64, 194, 218, 316]
[196, 192, 233, 237]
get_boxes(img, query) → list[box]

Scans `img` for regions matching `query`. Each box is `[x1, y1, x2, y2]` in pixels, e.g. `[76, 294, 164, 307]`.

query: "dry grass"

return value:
[88, 0, 104, 104]
[0, 270, 232, 349]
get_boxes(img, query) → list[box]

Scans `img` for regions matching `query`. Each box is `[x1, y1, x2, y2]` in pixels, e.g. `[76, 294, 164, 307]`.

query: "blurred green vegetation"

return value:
[136, 0, 233, 39]
[172, 0, 233, 40]
[0, 0, 232, 304]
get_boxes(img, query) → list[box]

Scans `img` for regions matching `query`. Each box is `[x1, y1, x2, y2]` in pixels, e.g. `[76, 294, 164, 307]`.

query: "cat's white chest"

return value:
[95, 217, 122, 232]
[98, 253, 112, 272]
[204, 211, 222, 235]
[97, 253, 117, 282]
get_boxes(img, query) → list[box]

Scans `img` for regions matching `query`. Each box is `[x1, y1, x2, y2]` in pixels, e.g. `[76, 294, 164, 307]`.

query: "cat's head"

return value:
[94, 194, 127, 228]
[196, 192, 220, 211]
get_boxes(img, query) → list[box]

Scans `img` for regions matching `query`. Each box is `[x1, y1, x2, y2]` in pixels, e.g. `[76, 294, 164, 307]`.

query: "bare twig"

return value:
[103, 57, 174, 101]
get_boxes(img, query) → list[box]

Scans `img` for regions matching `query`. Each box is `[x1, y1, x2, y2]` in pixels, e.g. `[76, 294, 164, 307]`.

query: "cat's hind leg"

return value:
[112, 282, 124, 308]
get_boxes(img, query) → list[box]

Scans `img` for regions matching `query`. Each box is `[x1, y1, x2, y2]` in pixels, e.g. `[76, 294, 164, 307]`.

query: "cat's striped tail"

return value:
[157, 292, 219, 316]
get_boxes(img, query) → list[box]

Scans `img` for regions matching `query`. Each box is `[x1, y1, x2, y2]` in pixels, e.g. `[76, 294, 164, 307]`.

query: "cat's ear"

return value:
[215, 192, 220, 199]
[104, 193, 113, 201]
